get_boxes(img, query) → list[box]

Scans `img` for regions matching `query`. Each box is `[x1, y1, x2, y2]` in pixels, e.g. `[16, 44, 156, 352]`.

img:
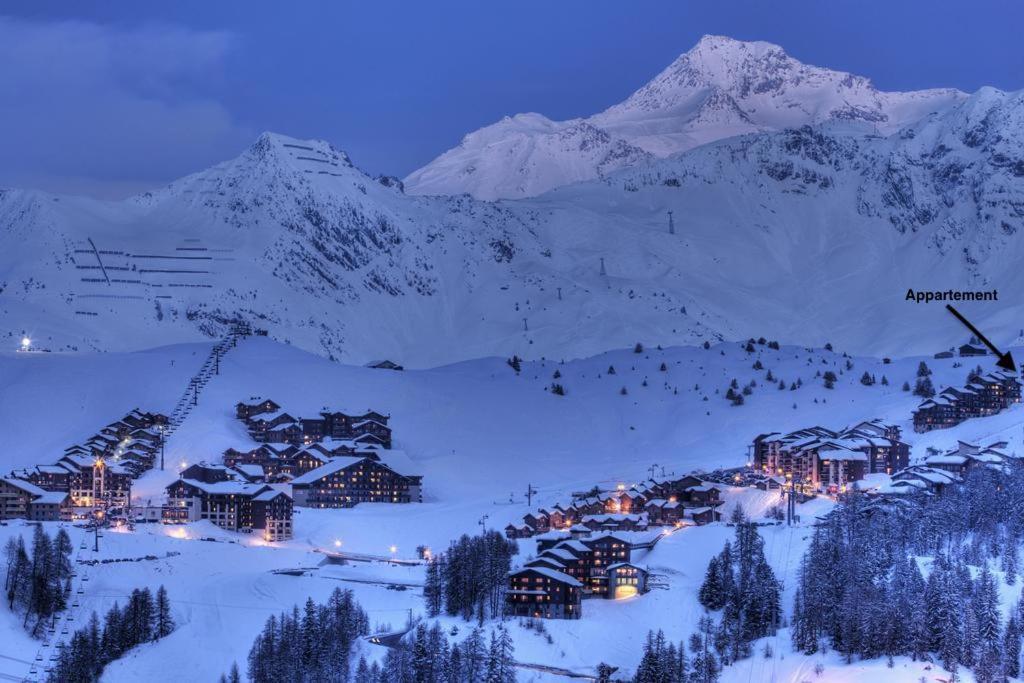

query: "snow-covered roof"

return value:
[33, 491, 69, 505]
[510, 566, 583, 587]
[526, 557, 566, 569]
[233, 464, 265, 478]
[582, 513, 644, 523]
[290, 451, 418, 486]
[2, 477, 47, 497]
[254, 489, 290, 502]
[175, 479, 267, 496]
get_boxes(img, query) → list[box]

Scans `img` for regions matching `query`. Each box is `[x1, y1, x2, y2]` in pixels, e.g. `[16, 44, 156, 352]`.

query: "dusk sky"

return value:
[2, 0, 1022, 198]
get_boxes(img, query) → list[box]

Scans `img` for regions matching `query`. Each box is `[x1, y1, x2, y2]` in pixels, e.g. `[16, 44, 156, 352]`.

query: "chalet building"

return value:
[922, 440, 1016, 477]
[180, 462, 236, 484]
[581, 513, 648, 533]
[290, 451, 422, 508]
[235, 398, 281, 421]
[68, 458, 133, 511]
[504, 523, 534, 539]
[882, 466, 961, 496]
[12, 465, 73, 492]
[235, 399, 394, 448]
[164, 478, 293, 541]
[232, 464, 267, 483]
[751, 420, 910, 491]
[365, 360, 404, 371]
[959, 344, 988, 357]
[506, 568, 582, 619]
[525, 532, 643, 605]
[934, 351, 955, 359]
[644, 499, 683, 525]
[913, 371, 1022, 433]
[0, 478, 71, 521]
[685, 507, 722, 525]
[607, 563, 649, 599]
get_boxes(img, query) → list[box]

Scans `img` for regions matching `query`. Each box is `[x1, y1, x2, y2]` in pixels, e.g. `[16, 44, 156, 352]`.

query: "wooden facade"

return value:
[752, 420, 910, 491]
[913, 372, 1021, 433]
[235, 400, 394, 448]
[164, 478, 293, 541]
[506, 568, 582, 619]
[290, 455, 422, 508]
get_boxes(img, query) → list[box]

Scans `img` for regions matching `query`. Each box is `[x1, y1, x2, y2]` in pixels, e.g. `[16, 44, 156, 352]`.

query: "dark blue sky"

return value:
[2, 1, 1022, 197]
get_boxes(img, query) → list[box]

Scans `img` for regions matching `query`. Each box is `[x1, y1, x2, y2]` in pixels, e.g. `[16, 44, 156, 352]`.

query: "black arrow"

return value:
[945, 304, 1017, 372]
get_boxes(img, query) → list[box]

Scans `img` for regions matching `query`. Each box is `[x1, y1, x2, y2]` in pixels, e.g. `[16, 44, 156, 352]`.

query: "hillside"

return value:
[4, 84, 1024, 366]
[2, 338, 1022, 681]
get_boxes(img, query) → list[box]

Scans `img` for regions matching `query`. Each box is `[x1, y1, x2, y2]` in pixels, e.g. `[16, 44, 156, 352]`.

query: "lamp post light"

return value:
[20, 336, 31, 352]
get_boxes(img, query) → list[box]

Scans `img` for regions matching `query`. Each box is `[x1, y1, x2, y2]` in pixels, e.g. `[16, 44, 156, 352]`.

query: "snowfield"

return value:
[3, 337, 1023, 680]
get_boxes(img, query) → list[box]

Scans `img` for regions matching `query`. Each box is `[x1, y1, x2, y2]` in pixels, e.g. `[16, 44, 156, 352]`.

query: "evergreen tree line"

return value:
[47, 585, 174, 683]
[424, 531, 518, 622]
[695, 508, 782, 665]
[354, 622, 516, 683]
[245, 588, 369, 683]
[792, 465, 1024, 683]
[3, 526, 74, 635]
[633, 622, 720, 683]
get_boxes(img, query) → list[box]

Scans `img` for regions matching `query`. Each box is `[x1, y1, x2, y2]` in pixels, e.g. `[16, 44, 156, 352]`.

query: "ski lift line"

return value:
[0, 653, 32, 666]
[85, 237, 111, 285]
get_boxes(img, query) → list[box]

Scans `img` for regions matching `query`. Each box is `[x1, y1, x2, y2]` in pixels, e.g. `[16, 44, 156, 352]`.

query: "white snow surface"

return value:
[2, 338, 1024, 681]
[5, 85, 1024, 366]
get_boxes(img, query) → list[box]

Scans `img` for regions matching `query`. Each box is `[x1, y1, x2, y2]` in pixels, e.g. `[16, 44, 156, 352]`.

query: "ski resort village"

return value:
[3, 329, 1024, 683]
[3, 10, 1024, 683]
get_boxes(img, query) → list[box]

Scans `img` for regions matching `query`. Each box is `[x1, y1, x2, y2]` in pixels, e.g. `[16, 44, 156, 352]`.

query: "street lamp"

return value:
[20, 337, 30, 351]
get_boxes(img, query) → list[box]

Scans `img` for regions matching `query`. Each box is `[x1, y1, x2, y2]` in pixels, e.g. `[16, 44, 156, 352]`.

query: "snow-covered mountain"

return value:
[0, 131, 725, 365]
[405, 35, 965, 200]
[3, 90, 1024, 367]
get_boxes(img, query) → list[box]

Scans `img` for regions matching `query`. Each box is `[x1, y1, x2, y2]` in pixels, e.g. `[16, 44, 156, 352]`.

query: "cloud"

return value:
[0, 16, 253, 198]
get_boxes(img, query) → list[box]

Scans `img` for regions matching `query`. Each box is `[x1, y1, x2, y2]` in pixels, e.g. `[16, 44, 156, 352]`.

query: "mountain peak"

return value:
[407, 35, 967, 200]
[247, 132, 354, 169]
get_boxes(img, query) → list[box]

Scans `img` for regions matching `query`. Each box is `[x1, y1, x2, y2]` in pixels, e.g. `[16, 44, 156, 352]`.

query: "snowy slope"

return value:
[2, 339, 1022, 681]
[5, 87, 1024, 366]
[406, 35, 964, 199]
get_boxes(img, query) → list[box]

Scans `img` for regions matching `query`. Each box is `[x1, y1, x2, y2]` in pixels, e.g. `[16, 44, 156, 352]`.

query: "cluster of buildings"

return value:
[1, 409, 167, 522]
[507, 530, 651, 619]
[751, 419, 910, 493]
[933, 343, 990, 359]
[505, 475, 723, 540]
[235, 398, 392, 448]
[913, 370, 1021, 433]
[867, 440, 1017, 498]
[155, 399, 425, 540]
[228, 398, 422, 509]
[163, 463, 294, 541]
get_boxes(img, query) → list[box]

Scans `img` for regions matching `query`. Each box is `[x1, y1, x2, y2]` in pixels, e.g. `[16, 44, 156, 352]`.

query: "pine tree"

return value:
[425, 557, 444, 617]
[155, 585, 174, 638]
[914, 376, 935, 398]
[1005, 614, 1021, 679]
